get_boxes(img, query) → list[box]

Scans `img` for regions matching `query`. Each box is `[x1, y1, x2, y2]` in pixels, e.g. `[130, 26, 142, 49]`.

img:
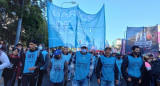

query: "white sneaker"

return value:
[68, 78, 70, 81]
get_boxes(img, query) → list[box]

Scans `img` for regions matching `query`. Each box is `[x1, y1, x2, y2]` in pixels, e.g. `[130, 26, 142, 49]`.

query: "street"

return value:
[0, 73, 127, 86]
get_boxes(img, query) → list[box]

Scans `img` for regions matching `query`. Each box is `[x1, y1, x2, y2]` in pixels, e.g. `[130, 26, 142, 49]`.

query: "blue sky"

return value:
[52, 0, 160, 45]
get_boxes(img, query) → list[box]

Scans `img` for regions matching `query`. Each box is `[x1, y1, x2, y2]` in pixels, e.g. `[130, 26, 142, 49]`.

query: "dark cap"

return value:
[149, 54, 153, 57]
[105, 47, 111, 51]
[16, 43, 23, 47]
[54, 49, 61, 55]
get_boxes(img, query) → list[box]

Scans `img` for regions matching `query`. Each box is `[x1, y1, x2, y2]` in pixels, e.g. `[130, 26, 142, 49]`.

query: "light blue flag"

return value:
[86, 35, 91, 42]
[76, 5, 106, 50]
[68, 23, 74, 31]
[47, 1, 106, 50]
[47, 1, 77, 48]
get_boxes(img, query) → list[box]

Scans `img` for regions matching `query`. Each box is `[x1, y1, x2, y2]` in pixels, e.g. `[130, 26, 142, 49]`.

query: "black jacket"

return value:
[41, 51, 49, 71]
[121, 53, 145, 80]
[96, 55, 119, 80]
[2, 54, 20, 79]
[141, 62, 153, 86]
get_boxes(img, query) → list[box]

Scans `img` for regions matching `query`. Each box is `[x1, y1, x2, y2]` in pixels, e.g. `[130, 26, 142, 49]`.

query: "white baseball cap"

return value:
[81, 43, 88, 48]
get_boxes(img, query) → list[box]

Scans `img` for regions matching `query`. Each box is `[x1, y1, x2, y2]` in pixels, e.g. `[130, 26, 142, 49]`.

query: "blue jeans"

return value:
[72, 78, 89, 86]
[100, 79, 114, 86]
[68, 66, 71, 79]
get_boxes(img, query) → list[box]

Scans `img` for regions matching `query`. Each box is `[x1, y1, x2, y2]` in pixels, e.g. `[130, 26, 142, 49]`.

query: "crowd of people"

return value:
[0, 38, 160, 86]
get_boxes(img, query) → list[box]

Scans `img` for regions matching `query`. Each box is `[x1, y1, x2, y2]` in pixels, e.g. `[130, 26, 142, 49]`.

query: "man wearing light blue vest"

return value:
[116, 54, 123, 86]
[71, 44, 94, 86]
[37, 43, 49, 86]
[22, 39, 45, 86]
[96, 47, 119, 86]
[62, 46, 72, 86]
[49, 49, 68, 86]
[121, 46, 144, 86]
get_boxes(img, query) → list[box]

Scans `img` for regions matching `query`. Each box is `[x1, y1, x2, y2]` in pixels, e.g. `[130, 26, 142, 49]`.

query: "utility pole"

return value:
[14, 0, 24, 46]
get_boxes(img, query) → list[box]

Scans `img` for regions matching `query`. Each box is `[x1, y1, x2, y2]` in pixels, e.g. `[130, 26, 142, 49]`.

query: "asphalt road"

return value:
[0, 74, 127, 86]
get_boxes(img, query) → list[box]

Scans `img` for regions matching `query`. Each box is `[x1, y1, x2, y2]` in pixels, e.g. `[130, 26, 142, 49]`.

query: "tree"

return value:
[0, 0, 19, 45]
[0, 0, 48, 47]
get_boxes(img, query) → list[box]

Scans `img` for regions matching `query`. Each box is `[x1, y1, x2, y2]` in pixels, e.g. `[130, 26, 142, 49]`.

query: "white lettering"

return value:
[69, 11, 76, 17]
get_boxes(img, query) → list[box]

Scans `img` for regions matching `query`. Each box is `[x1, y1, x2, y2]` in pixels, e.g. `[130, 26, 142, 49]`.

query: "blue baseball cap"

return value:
[54, 50, 61, 55]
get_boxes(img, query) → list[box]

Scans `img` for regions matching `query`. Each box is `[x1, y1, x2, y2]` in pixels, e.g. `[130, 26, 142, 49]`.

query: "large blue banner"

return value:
[47, 1, 106, 50]
[77, 6, 105, 50]
[47, 2, 77, 48]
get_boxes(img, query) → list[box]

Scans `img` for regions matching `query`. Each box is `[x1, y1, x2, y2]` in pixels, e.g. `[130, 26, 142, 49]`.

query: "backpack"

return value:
[151, 59, 160, 78]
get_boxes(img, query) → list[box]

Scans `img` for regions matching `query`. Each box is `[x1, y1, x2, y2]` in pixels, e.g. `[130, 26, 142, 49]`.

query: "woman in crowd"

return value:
[2, 48, 21, 86]
[141, 55, 153, 86]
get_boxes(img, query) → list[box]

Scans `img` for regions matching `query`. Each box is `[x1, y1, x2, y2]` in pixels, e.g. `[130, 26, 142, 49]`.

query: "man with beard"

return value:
[49, 49, 68, 86]
[96, 47, 119, 86]
[121, 46, 144, 86]
[62, 46, 72, 86]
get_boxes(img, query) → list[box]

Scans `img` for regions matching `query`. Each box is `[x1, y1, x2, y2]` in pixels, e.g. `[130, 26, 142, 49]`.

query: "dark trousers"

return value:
[64, 81, 67, 86]
[4, 72, 16, 86]
[12, 75, 22, 86]
[153, 75, 158, 86]
[17, 78, 21, 86]
[22, 73, 39, 86]
[37, 70, 45, 86]
[4, 78, 13, 86]
[127, 77, 140, 86]
[157, 80, 160, 86]
[49, 81, 63, 86]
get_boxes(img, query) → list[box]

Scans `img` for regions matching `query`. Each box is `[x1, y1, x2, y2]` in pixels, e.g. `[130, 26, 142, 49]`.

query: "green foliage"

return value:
[0, 0, 48, 47]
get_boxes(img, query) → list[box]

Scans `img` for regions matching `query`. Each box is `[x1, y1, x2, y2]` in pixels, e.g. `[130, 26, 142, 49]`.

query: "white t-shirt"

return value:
[0, 51, 10, 70]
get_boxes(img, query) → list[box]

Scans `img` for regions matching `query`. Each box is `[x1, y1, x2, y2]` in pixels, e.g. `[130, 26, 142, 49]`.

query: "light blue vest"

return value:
[23, 50, 38, 73]
[40, 50, 48, 70]
[101, 55, 116, 81]
[92, 55, 96, 66]
[74, 51, 91, 80]
[128, 55, 143, 78]
[50, 57, 65, 83]
[62, 54, 71, 62]
[116, 58, 123, 80]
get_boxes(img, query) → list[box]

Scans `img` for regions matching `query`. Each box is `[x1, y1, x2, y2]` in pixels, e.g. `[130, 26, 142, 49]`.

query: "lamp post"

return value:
[60, 1, 76, 19]
[61, 1, 76, 7]
[60, 1, 76, 20]
[124, 31, 126, 39]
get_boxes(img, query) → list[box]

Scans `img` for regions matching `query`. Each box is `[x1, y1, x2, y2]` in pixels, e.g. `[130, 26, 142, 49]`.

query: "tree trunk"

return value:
[14, 18, 22, 45]
[14, 0, 24, 46]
